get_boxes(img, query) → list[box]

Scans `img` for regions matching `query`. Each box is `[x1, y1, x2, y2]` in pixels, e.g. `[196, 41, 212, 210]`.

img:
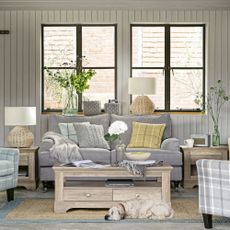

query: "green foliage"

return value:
[45, 57, 96, 94]
[207, 80, 230, 127]
[104, 133, 119, 142]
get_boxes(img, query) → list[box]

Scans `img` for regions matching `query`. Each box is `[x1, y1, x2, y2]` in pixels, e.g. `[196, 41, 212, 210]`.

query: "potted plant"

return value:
[46, 56, 96, 115]
[207, 80, 230, 146]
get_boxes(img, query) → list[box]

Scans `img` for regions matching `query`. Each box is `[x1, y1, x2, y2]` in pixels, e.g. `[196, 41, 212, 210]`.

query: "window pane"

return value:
[82, 27, 115, 67]
[43, 69, 64, 110]
[170, 69, 203, 110]
[43, 26, 76, 67]
[132, 70, 165, 110]
[132, 27, 165, 67]
[84, 69, 115, 108]
[171, 27, 203, 67]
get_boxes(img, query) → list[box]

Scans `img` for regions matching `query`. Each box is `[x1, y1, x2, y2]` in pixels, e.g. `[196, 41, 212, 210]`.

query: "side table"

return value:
[17, 146, 39, 190]
[181, 145, 228, 188]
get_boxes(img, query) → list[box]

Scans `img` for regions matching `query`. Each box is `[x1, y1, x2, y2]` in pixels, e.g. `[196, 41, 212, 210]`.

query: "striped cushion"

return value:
[58, 122, 89, 144]
[0, 160, 14, 176]
[74, 123, 110, 149]
[128, 122, 166, 149]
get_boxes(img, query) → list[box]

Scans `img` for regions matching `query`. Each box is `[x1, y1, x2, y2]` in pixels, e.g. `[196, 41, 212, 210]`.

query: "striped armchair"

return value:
[196, 159, 230, 229]
[0, 148, 19, 201]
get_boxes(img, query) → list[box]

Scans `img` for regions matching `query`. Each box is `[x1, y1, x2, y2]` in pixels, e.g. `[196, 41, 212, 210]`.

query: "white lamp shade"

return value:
[128, 77, 156, 95]
[5, 107, 36, 126]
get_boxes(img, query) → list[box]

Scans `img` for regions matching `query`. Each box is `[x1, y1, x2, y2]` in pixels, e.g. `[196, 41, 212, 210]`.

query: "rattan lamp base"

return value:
[130, 96, 155, 115]
[7, 126, 34, 148]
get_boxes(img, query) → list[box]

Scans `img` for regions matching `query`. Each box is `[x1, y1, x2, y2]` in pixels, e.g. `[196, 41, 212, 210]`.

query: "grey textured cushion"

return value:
[74, 123, 110, 149]
[48, 114, 109, 134]
[58, 122, 89, 144]
[110, 114, 172, 149]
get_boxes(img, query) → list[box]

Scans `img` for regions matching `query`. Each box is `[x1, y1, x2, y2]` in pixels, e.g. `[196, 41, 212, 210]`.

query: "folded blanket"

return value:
[42, 131, 83, 164]
[119, 160, 163, 176]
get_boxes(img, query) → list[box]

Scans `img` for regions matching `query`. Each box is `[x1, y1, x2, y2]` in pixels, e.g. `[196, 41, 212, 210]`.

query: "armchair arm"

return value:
[196, 159, 230, 217]
[160, 138, 180, 151]
[0, 148, 19, 174]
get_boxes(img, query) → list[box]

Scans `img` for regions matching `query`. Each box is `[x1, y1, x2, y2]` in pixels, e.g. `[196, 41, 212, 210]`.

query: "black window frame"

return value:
[130, 24, 206, 112]
[41, 24, 117, 113]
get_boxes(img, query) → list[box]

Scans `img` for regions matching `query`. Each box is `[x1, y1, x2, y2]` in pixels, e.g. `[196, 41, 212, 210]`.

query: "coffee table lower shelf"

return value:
[53, 165, 172, 213]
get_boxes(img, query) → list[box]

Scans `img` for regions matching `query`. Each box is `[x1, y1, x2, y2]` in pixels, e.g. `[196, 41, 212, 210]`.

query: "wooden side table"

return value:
[181, 146, 228, 188]
[17, 147, 39, 190]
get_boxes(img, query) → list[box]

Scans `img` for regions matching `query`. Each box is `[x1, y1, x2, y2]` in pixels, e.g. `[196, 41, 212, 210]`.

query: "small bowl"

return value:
[125, 152, 151, 161]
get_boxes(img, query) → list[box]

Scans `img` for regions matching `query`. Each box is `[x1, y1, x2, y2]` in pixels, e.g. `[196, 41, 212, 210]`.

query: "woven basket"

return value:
[130, 96, 155, 115]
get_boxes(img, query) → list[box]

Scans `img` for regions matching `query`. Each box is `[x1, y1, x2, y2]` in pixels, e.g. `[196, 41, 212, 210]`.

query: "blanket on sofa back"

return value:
[42, 131, 83, 164]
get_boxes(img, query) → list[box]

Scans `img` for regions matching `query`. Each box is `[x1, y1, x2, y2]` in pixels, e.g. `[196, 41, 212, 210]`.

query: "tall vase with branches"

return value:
[207, 80, 230, 146]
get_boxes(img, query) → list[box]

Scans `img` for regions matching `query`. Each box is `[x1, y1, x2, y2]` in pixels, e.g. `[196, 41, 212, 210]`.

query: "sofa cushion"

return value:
[128, 122, 166, 149]
[110, 114, 171, 148]
[48, 114, 110, 134]
[58, 122, 89, 144]
[0, 161, 14, 176]
[79, 148, 112, 164]
[74, 123, 110, 149]
[126, 148, 182, 166]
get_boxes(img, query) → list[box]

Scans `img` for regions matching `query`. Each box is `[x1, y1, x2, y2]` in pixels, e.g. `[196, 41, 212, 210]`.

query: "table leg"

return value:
[162, 171, 171, 204]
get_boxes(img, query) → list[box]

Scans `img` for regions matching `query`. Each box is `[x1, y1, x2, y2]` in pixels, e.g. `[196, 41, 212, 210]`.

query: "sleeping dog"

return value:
[105, 199, 174, 221]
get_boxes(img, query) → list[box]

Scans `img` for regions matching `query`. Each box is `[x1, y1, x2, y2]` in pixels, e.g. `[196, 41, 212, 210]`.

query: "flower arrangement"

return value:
[45, 56, 96, 113]
[104, 121, 128, 142]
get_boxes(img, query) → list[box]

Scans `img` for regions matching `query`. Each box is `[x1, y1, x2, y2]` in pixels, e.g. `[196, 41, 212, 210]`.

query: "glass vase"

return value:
[115, 140, 126, 163]
[212, 125, 220, 146]
[62, 86, 78, 116]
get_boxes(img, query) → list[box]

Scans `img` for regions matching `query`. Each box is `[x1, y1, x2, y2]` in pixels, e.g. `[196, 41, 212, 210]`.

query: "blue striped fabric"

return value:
[0, 148, 19, 191]
[196, 159, 230, 218]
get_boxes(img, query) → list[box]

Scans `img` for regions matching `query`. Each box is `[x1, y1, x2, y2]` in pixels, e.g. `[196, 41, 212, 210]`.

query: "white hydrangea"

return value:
[108, 121, 128, 135]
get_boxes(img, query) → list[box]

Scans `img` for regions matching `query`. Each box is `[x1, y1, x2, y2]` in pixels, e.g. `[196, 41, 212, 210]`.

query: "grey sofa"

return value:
[38, 113, 182, 189]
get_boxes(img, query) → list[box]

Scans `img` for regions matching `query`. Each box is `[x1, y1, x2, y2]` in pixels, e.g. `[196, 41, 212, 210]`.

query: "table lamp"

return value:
[128, 77, 156, 115]
[5, 107, 36, 148]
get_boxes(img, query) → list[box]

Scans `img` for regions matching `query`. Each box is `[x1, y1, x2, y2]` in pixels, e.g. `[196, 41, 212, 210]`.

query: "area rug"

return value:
[1, 198, 230, 224]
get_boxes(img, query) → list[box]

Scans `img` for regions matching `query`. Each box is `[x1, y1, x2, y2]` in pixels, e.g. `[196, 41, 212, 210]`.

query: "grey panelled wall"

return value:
[0, 9, 230, 146]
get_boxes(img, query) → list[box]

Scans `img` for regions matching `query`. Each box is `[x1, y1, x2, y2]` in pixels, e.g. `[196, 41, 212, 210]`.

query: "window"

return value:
[131, 24, 205, 112]
[42, 24, 117, 112]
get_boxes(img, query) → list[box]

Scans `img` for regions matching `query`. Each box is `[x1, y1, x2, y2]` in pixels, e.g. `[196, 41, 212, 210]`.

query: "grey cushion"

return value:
[110, 114, 172, 149]
[0, 161, 14, 176]
[58, 122, 89, 144]
[74, 123, 110, 149]
[126, 148, 182, 166]
[161, 138, 180, 151]
[48, 114, 110, 134]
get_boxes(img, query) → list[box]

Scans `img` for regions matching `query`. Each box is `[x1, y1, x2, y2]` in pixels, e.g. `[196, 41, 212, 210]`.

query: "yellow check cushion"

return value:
[127, 122, 166, 149]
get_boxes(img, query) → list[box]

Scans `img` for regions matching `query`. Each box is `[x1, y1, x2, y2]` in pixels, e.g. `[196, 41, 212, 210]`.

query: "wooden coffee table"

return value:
[53, 164, 173, 213]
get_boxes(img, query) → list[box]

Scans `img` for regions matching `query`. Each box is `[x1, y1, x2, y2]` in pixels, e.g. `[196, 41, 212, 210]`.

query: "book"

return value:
[105, 179, 134, 187]
[61, 160, 110, 168]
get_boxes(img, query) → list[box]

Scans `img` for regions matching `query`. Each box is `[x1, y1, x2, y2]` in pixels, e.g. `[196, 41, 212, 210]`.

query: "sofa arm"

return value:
[160, 138, 180, 151]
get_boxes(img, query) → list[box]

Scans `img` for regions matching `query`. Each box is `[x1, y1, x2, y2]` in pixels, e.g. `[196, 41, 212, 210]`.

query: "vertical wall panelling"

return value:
[0, 12, 4, 146]
[1, 9, 230, 144]
[35, 11, 42, 143]
[23, 11, 29, 105]
[10, 11, 17, 106]
[17, 11, 23, 106]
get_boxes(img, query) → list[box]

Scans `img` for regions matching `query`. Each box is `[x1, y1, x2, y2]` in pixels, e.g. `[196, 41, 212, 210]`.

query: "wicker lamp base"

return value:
[7, 126, 34, 148]
[130, 96, 155, 115]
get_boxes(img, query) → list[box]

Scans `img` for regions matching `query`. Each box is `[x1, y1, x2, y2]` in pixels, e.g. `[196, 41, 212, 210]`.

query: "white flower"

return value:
[108, 121, 128, 135]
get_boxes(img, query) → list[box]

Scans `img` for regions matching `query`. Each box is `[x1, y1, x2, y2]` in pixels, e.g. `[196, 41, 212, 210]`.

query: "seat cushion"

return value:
[0, 160, 14, 176]
[126, 148, 182, 166]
